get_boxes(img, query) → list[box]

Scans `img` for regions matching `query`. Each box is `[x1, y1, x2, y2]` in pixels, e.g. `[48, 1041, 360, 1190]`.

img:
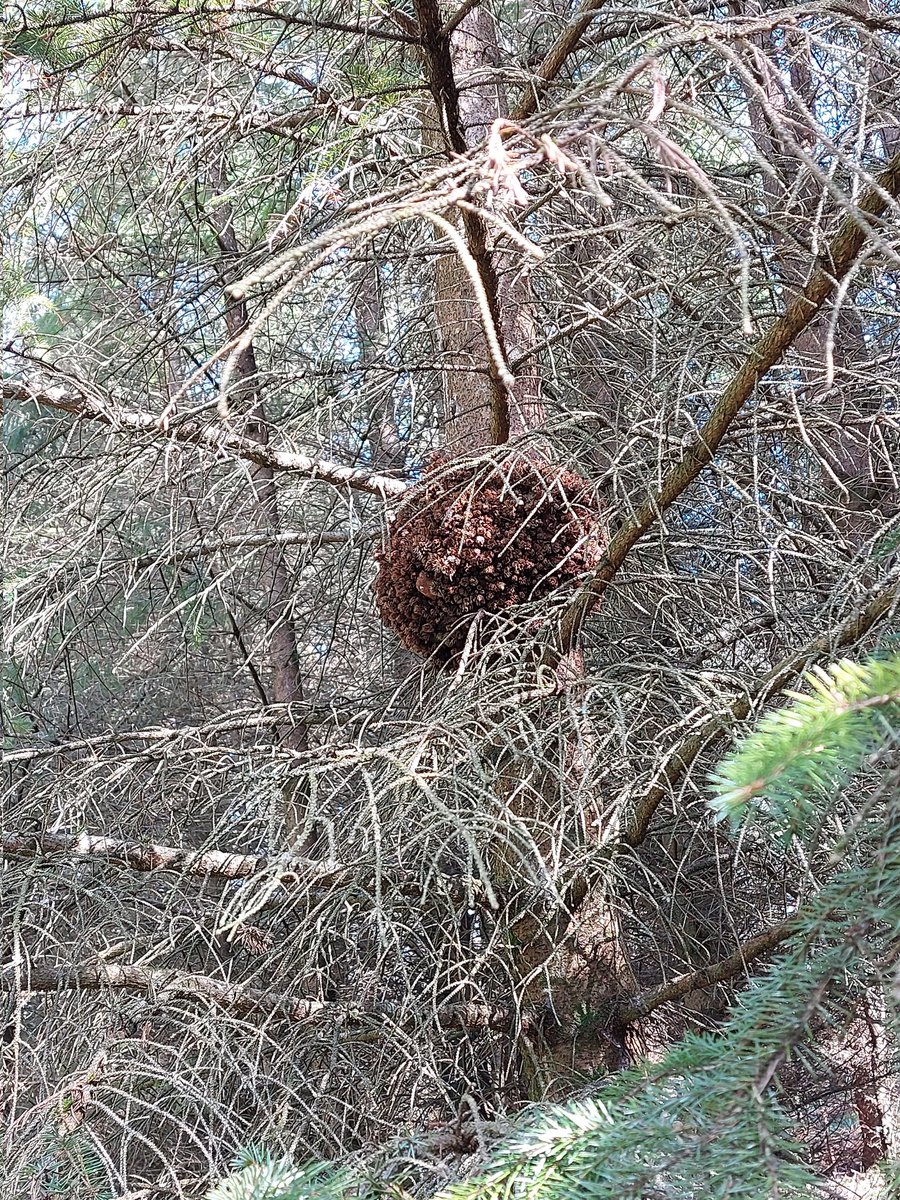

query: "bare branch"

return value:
[440, 0, 481, 39]
[5, 1, 418, 44]
[622, 567, 900, 845]
[7, 99, 315, 139]
[513, 0, 613, 120]
[1, 830, 349, 884]
[558, 150, 900, 651]
[1, 703, 351, 764]
[616, 918, 797, 1024]
[12, 530, 364, 606]
[0, 829, 486, 904]
[3, 961, 525, 1031]
[3, 378, 408, 498]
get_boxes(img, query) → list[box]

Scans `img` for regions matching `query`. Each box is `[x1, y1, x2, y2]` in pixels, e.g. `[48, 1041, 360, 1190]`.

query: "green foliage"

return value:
[207, 1148, 356, 1200]
[2, 6, 124, 70]
[709, 655, 900, 840]
[438, 917, 884, 1199]
[419, 655, 900, 1199]
[0, 658, 38, 742]
[873, 522, 900, 559]
[24, 1128, 115, 1199]
[204, 655, 900, 1199]
[3, 25, 80, 70]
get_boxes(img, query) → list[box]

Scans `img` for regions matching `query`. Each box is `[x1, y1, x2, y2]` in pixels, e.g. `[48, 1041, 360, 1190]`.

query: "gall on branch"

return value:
[374, 455, 606, 663]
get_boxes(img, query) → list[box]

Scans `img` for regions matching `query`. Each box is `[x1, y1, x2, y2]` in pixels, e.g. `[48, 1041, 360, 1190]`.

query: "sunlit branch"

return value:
[622, 568, 900, 845]
[2, 379, 409, 498]
[5, 1, 417, 44]
[513, 0, 613, 120]
[11, 529, 366, 603]
[1, 703, 352, 764]
[0, 831, 489, 908]
[1, 831, 345, 883]
[558, 149, 900, 652]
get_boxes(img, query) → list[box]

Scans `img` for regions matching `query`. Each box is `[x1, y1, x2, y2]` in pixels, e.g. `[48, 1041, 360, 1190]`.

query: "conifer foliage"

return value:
[2, 1, 899, 1197]
[210, 651, 900, 1198]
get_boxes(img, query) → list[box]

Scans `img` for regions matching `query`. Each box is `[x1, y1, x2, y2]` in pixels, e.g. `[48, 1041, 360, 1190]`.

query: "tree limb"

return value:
[440, 0, 482, 38]
[615, 917, 797, 1025]
[0, 829, 483, 904]
[1, 831, 350, 884]
[558, 149, 900, 652]
[0, 917, 797, 1033]
[0, 829, 489, 911]
[0, 702, 351, 763]
[2, 379, 408, 498]
[513, 0, 613, 120]
[12, 529, 365, 607]
[622, 567, 900, 845]
[13, 1, 417, 45]
[2, 960, 526, 1031]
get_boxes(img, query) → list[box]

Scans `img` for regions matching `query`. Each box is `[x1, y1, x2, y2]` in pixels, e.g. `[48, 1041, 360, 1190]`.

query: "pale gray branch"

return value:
[2, 960, 524, 1031]
[2, 379, 408, 498]
[1, 703, 352, 763]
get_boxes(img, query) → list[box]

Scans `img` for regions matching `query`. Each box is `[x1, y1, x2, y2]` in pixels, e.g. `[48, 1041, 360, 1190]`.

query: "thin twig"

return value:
[622, 568, 900, 845]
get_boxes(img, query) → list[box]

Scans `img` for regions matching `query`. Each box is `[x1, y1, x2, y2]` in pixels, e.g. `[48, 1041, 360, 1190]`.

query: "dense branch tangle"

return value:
[2, 1, 900, 1194]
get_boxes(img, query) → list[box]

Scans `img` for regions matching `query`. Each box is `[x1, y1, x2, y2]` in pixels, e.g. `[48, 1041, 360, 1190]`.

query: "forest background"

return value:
[2, 1, 900, 1197]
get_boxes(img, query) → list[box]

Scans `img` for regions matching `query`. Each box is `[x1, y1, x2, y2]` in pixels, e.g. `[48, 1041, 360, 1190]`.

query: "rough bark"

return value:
[415, 0, 543, 452]
[413, 0, 631, 1088]
[204, 169, 311, 843]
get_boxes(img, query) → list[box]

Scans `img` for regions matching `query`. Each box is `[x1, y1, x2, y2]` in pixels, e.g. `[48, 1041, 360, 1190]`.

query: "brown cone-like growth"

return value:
[374, 455, 605, 663]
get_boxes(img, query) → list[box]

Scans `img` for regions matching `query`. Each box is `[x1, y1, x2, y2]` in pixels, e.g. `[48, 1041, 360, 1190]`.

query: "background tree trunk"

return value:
[206, 168, 311, 846]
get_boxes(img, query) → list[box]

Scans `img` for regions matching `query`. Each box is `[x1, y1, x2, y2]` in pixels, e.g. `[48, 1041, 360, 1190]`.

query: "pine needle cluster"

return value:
[208, 652, 900, 1199]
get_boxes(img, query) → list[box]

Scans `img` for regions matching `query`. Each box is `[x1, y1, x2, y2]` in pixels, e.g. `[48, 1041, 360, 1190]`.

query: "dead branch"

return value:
[616, 918, 797, 1024]
[622, 567, 900, 845]
[1, 830, 348, 884]
[11, 529, 365, 606]
[513, 0, 613, 120]
[440, 0, 482, 39]
[0, 830, 469, 901]
[2, 378, 408, 498]
[0, 703, 354, 764]
[558, 149, 900, 652]
[3, 961, 526, 1031]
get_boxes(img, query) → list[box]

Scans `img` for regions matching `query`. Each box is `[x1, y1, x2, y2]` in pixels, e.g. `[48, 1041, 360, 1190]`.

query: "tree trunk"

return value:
[417, 1, 543, 454]
[205, 167, 311, 846]
[415, 0, 633, 1092]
